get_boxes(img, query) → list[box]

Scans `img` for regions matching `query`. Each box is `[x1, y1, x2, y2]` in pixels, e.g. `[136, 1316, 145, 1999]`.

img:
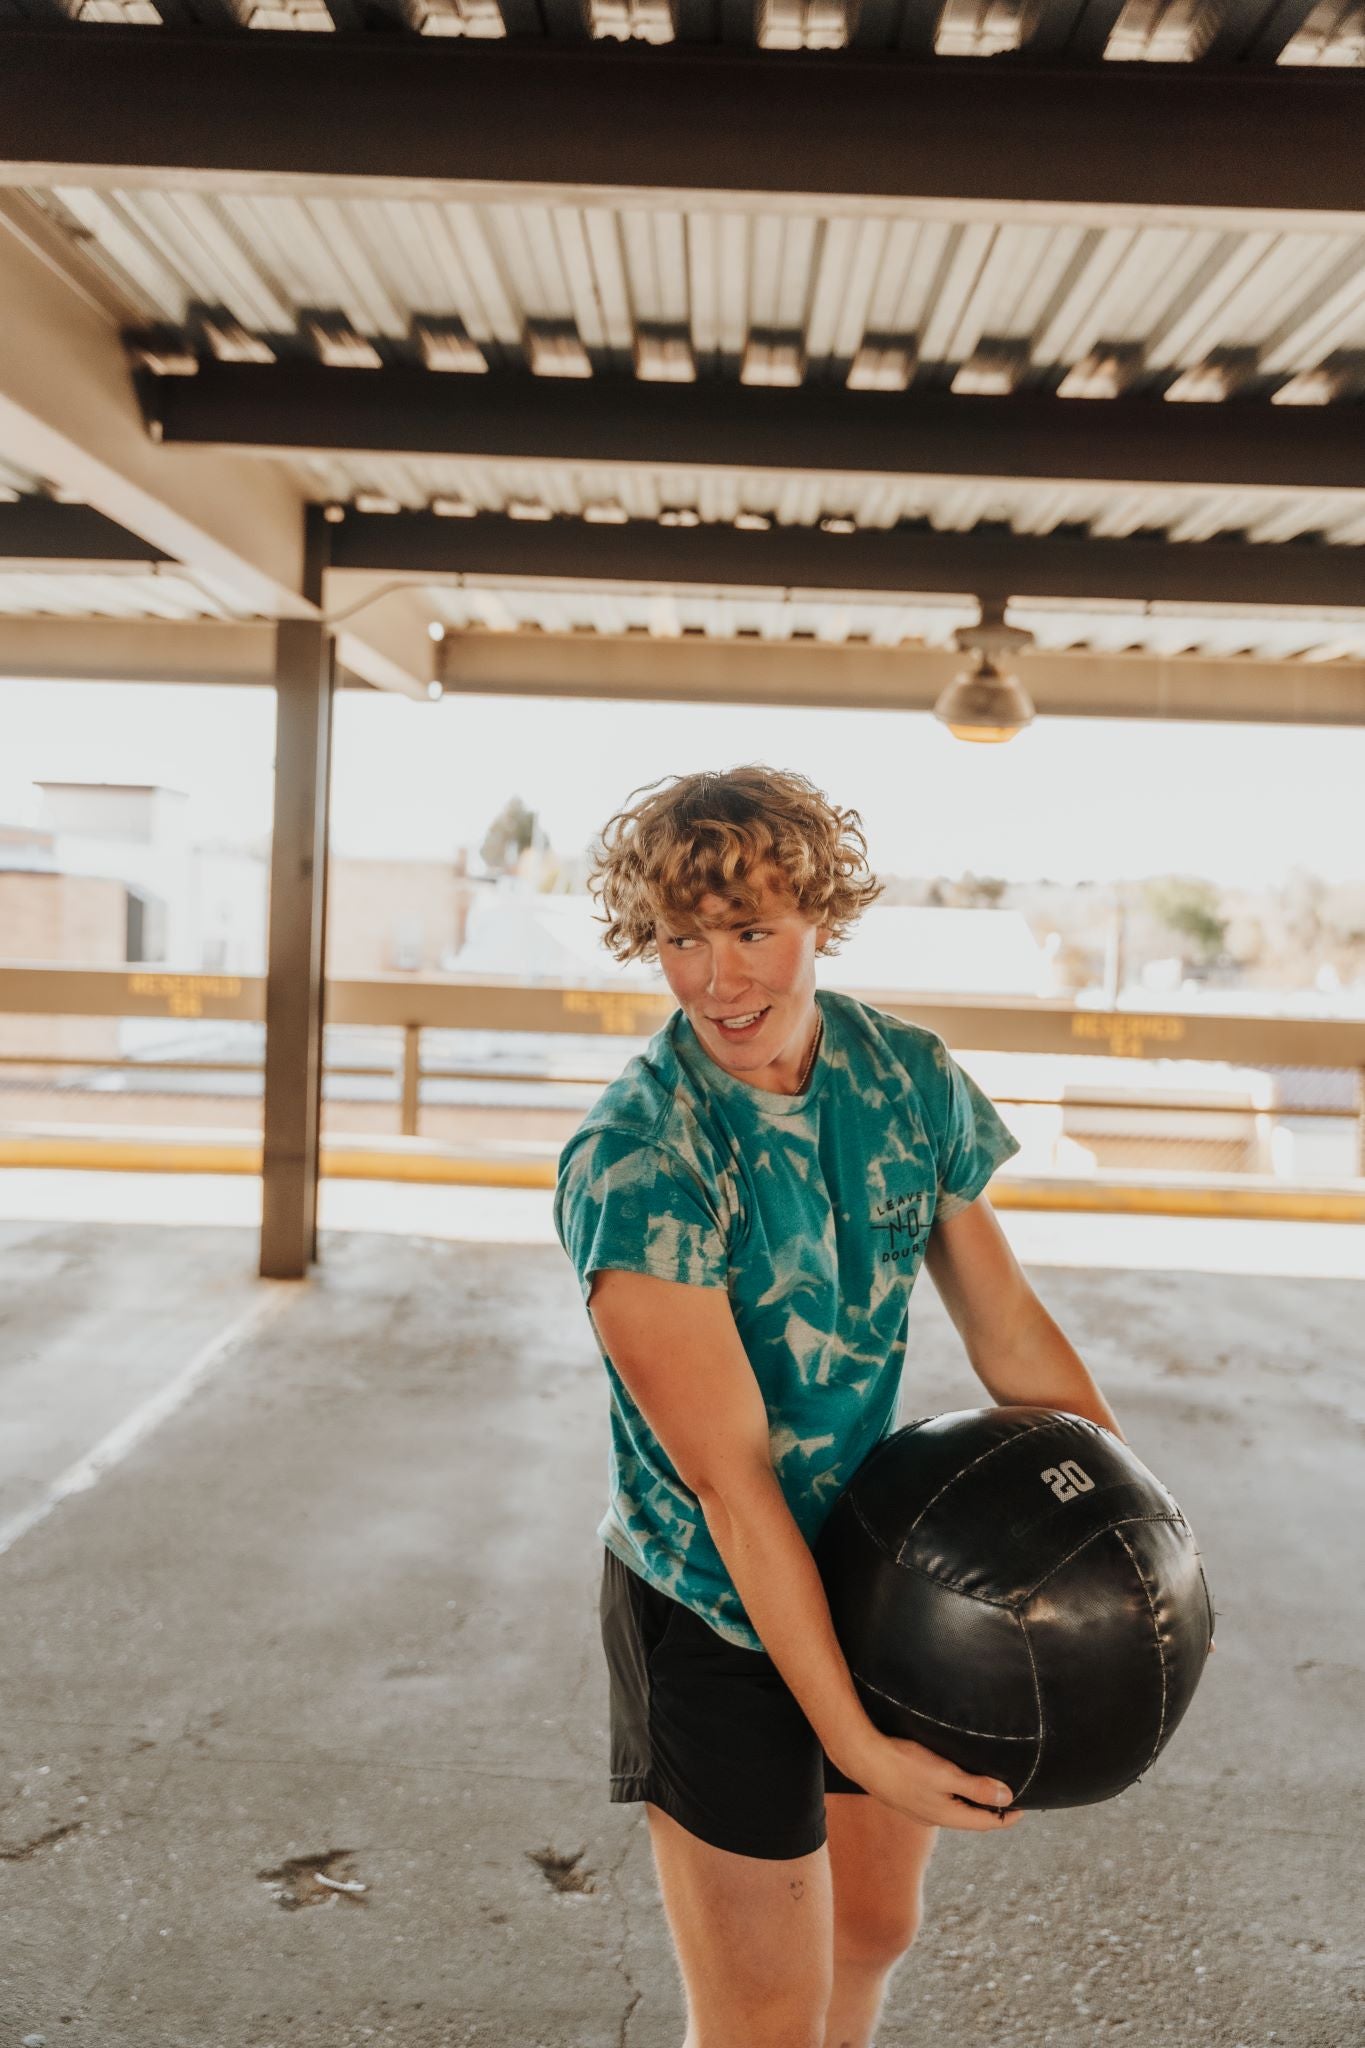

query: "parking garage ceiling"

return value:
[0, 14, 1362, 714]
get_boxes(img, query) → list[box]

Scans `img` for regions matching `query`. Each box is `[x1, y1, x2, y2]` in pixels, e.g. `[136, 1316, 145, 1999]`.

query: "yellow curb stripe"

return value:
[0, 1134, 558, 1188]
[0, 1135, 264, 1176]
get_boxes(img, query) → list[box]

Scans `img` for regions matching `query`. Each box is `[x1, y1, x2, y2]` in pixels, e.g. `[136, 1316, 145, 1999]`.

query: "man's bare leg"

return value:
[822, 1793, 939, 2048]
[644, 1802, 834, 2048]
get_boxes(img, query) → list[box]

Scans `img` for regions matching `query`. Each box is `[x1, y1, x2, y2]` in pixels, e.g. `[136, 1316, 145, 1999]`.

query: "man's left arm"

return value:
[923, 1196, 1125, 1442]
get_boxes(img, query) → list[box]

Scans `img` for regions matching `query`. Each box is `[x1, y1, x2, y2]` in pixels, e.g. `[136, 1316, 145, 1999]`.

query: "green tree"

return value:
[956, 872, 1008, 909]
[480, 795, 537, 874]
[1144, 876, 1228, 965]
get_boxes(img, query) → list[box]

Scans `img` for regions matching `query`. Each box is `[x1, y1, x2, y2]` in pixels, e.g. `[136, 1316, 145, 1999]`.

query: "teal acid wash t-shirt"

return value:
[553, 987, 1020, 1651]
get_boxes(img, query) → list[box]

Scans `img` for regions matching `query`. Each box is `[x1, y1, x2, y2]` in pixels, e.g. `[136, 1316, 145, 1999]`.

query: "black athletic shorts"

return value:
[599, 1544, 869, 1861]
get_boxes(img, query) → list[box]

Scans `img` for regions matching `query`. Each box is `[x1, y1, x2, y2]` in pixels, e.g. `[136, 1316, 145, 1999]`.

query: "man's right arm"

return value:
[587, 1266, 1022, 1832]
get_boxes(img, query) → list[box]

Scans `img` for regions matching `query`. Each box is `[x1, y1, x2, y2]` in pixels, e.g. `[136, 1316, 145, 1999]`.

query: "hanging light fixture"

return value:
[933, 649, 1036, 743]
[934, 598, 1036, 744]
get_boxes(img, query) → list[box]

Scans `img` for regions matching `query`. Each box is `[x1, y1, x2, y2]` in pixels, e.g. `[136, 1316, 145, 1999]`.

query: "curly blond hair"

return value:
[588, 764, 884, 965]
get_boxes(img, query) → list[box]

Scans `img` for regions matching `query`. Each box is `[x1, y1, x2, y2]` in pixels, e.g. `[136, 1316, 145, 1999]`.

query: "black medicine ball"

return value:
[814, 1407, 1214, 1810]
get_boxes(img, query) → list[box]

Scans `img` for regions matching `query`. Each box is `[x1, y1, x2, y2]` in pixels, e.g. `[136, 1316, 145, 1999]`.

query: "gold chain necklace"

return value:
[794, 1010, 824, 1094]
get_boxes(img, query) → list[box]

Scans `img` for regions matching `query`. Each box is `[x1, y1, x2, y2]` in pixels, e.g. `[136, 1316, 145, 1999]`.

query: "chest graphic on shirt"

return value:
[870, 1190, 932, 1267]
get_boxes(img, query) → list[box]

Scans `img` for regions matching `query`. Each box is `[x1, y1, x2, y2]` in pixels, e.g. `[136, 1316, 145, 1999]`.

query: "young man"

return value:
[554, 765, 1125, 2048]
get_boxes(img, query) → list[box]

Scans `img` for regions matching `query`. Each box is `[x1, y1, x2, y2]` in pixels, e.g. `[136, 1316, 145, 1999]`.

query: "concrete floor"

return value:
[1, 1194, 1362, 2048]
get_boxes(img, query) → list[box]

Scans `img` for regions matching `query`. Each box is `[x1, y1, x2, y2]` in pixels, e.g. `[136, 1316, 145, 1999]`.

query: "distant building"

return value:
[0, 783, 270, 975]
[35, 780, 188, 963]
[326, 853, 492, 976]
[0, 829, 125, 1059]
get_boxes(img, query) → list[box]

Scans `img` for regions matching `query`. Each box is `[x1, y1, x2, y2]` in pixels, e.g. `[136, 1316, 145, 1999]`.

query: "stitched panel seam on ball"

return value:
[900, 1416, 1063, 1554]
[1111, 1524, 1169, 1770]
[843, 1488, 904, 1563]
[855, 1508, 1184, 1607]
[848, 1671, 1041, 1744]
[1019, 1513, 1182, 1604]
[1194, 1551, 1216, 1636]
[1012, 1611, 1046, 1803]
[850, 1521, 1036, 1606]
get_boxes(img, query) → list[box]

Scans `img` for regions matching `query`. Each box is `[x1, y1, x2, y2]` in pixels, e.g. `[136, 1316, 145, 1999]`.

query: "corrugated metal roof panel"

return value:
[9, 0, 1363, 55]
[1282, 0, 1365, 64]
[426, 584, 966, 640]
[0, 572, 261, 620]
[277, 452, 1365, 546]
[10, 175, 1365, 639]
[0, 566, 1360, 661]
[26, 187, 1365, 397]
[1017, 600, 1365, 659]
[420, 582, 1365, 658]
[1107, 0, 1205, 63]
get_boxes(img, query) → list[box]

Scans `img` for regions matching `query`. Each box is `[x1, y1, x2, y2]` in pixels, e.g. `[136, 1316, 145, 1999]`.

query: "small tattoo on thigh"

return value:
[789, 1879, 805, 1900]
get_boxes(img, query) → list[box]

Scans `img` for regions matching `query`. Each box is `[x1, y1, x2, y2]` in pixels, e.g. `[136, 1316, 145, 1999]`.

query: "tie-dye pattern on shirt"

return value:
[553, 988, 1021, 1651]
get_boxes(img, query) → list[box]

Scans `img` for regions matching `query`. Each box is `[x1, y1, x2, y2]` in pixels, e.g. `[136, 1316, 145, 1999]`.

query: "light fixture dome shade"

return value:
[933, 655, 1035, 744]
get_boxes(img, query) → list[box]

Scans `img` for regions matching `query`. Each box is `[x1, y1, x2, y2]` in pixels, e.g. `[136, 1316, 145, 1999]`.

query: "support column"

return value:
[260, 511, 333, 1279]
[309, 633, 335, 1267]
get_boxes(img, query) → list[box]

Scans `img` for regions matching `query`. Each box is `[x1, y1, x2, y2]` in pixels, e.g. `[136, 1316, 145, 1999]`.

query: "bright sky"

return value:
[3, 679, 1363, 888]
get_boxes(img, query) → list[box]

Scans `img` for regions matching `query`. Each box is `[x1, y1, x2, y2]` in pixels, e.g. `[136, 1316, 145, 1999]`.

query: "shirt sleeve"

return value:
[554, 1125, 731, 1304]
[930, 1043, 1022, 1222]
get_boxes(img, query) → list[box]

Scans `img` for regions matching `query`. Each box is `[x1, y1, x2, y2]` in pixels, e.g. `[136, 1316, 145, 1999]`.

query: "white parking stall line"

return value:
[0, 1283, 297, 1559]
